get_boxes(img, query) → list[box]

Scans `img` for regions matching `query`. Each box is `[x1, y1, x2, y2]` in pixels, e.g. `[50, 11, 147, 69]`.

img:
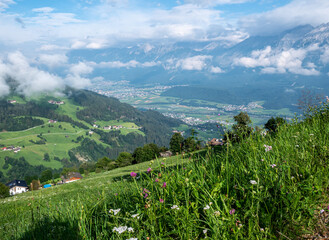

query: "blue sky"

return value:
[1, 0, 329, 51]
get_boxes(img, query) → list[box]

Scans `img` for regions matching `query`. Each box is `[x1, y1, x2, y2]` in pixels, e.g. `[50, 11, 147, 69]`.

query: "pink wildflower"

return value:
[159, 199, 164, 203]
[155, 178, 159, 182]
[229, 209, 235, 215]
[147, 168, 152, 173]
[130, 172, 137, 178]
[162, 182, 167, 188]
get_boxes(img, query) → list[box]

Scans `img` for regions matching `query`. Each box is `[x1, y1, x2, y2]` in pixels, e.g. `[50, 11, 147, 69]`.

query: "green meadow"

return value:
[1, 104, 328, 239]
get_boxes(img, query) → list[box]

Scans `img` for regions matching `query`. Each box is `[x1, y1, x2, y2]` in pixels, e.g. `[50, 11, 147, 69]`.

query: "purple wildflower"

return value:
[144, 193, 148, 198]
[130, 172, 137, 178]
[162, 182, 167, 188]
[147, 167, 152, 173]
[155, 178, 159, 182]
[229, 209, 236, 215]
[159, 199, 164, 203]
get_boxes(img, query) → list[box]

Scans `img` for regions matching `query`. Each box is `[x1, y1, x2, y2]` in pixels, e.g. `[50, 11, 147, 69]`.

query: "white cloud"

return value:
[99, 60, 160, 68]
[38, 54, 68, 67]
[0, 0, 14, 11]
[320, 47, 329, 64]
[0, 52, 64, 96]
[184, 0, 251, 7]
[65, 62, 94, 89]
[32, 7, 54, 13]
[210, 66, 224, 73]
[69, 62, 94, 75]
[240, 0, 329, 36]
[235, 45, 320, 76]
[176, 55, 212, 70]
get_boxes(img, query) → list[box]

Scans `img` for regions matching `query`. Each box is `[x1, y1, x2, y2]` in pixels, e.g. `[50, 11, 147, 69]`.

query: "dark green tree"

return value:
[265, 117, 286, 134]
[40, 169, 53, 183]
[225, 112, 253, 143]
[170, 133, 184, 154]
[0, 183, 9, 198]
[116, 152, 133, 167]
[43, 153, 50, 162]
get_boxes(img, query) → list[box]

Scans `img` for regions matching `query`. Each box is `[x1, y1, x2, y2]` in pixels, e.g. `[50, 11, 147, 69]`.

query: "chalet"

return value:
[160, 151, 172, 158]
[48, 119, 57, 123]
[208, 138, 224, 146]
[8, 100, 17, 104]
[48, 100, 64, 105]
[61, 172, 83, 183]
[93, 124, 99, 128]
[6, 180, 28, 195]
[103, 126, 112, 130]
[89, 131, 94, 135]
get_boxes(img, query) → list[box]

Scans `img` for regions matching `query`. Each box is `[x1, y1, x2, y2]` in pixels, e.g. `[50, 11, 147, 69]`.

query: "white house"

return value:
[6, 180, 28, 195]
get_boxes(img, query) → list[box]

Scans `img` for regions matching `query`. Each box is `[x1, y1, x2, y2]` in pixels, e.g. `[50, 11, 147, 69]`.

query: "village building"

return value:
[6, 180, 28, 195]
[208, 138, 224, 146]
[103, 126, 112, 130]
[48, 119, 57, 123]
[60, 172, 83, 183]
[160, 151, 173, 158]
[8, 100, 17, 104]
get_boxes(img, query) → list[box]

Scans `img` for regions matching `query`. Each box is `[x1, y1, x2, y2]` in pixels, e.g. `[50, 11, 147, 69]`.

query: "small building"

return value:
[208, 138, 224, 146]
[103, 126, 111, 130]
[160, 151, 172, 158]
[61, 172, 83, 183]
[6, 180, 28, 195]
[48, 119, 57, 123]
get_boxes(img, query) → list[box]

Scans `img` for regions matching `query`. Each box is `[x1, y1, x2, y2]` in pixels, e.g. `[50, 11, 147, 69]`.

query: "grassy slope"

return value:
[0, 104, 329, 239]
[0, 97, 144, 174]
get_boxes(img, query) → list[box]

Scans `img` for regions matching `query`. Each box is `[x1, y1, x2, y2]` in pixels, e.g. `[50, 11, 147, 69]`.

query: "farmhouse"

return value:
[61, 172, 83, 183]
[6, 180, 28, 195]
[208, 138, 224, 146]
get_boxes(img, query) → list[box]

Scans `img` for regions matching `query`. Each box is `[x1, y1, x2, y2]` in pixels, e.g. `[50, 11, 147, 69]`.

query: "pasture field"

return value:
[0, 104, 328, 239]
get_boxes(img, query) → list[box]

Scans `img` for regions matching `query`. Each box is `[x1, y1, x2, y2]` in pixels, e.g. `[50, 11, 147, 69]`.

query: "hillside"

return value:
[0, 102, 328, 239]
[0, 88, 182, 182]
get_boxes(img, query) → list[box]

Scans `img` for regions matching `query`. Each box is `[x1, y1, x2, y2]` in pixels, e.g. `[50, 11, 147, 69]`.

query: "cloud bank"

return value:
[234, 45, 320, 76]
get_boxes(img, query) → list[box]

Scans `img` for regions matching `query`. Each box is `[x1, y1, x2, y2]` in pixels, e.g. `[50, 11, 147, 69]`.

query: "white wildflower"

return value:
[250, 180, 257, 185]
[203, 229, 208, 234]
[131, 214, 140, 219]
[109, 208, 121, 215]
[126, 238, 138, 240]
[128, 227, 134, 232]
[204, 205, 210, 210]
[214, 211, 221, 216]
[112, 226, 127, 234]
[264, 145, 272, 152]
[171, 205, 180, 210]
[270, 164, 276, 168]
[320, 209, 325, 214]
[209, 202, 213, 205]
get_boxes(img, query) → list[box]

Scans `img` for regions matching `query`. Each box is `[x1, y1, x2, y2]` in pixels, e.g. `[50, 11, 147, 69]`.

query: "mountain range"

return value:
[65, 23, 329, 110]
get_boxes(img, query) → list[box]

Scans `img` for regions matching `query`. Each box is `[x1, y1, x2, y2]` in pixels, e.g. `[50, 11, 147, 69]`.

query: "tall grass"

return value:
[1, 103, 329, 239]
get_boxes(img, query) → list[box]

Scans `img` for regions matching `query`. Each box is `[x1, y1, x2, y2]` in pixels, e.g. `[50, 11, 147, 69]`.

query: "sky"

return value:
[1, 0, 329, 96]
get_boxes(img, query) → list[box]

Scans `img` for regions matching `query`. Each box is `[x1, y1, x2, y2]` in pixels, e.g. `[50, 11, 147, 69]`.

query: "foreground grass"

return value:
[1, 104, 329, 239]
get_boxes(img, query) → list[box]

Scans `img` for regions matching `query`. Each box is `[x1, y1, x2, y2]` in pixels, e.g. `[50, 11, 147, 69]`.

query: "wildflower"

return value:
[128, 227, 134, 232]
[264, 145, 272, 152]
[144, 193, 148, 198]
[130, 172, 137, 178]
[161, 162, 165, 166]
[296, 145, 299, 147]
[114, 193, 118, 196]
[250, 180, 257, 185]
[261, 159, 264, 162]
[209, 202, 213, 205]
[309, 133, 314, 136]
[260, 228, 264, 232]
[320, 209, 325, 214]
[229, 209, 235, 215]
[204, 205, 210, 210]
[159, 198, 164, 203]
[162, 182, 167, 188]
[126, 238, 138, 240]
[203, 229, 208, 234]
[112, 226, 127, 234]
[214, 211, 221, 216]
[131, 214, 140, 219]
[109, 209, 121, 215]
[155, 178, 159, 182]
[171, 205, 180, 210]
[270, 164, 276, 168]
[147, 168, 152, 173]
[327, 205, 329, 210]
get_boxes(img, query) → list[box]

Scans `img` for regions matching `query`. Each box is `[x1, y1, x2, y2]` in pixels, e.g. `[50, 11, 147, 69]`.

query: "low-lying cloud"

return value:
[234, 45, 320, 76]
[0, 52, 92, 97]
